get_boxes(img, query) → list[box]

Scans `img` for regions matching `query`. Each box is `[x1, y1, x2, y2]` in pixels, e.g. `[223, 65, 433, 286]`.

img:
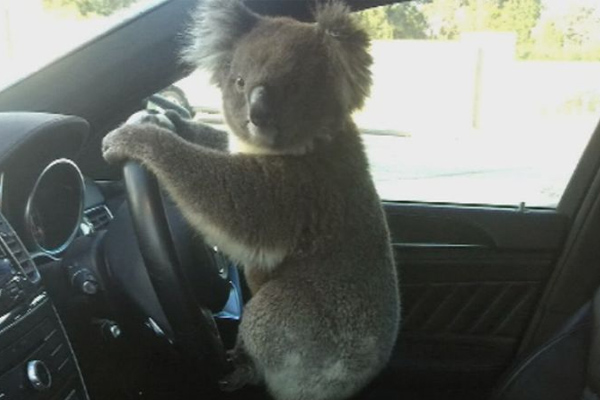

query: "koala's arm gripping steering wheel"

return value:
[122, 160, 230, 378]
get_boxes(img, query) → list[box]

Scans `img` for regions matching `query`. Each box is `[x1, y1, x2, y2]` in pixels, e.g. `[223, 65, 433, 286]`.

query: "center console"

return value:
[0, 214, 88, 400]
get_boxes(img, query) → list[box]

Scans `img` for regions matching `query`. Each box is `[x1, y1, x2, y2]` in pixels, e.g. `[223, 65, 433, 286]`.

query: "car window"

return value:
[168, 0, 598, 208]
[0, 0, 164, 90]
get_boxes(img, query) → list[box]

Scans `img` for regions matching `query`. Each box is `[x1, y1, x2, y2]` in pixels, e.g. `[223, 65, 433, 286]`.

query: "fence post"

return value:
[462, 33, 517, 132]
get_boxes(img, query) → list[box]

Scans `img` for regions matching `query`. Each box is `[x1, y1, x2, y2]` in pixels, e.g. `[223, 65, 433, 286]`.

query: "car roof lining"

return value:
[247, 0, 408, 20]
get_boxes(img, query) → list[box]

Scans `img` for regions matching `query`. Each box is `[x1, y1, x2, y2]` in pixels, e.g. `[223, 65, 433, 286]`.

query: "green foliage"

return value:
[420, 0, 465, 40]
[355, 2, 429, 40]
[464, 0, 503, 33]
[563, 5, 597, 47]
[529, 20, 564, 60]
[387, 3, 429, 39]
[43, 0, 138, 16]
[357, 6, 395, 40]
[45, 0, 600, 62]
[529, 3, 600, 61]
[421, 0, 541, 49]
[357, 0, 600, 61]
[498, 0, 541, 44]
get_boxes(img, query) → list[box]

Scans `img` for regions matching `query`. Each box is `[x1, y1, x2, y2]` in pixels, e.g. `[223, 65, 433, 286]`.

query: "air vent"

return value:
[0, 215, 40, 283]
[83, 205, 113, 232]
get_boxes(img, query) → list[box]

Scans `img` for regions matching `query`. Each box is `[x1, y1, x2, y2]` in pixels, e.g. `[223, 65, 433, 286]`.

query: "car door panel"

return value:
[383, 203, 568, 392]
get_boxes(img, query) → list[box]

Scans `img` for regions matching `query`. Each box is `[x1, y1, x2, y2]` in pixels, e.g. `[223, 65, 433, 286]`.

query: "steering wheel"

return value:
[119, 107, 232, 379]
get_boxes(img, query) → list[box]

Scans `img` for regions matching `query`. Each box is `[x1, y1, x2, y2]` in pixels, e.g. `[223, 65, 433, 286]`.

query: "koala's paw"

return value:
[218, 364, 255, 392]
[102, 124, 160, 165]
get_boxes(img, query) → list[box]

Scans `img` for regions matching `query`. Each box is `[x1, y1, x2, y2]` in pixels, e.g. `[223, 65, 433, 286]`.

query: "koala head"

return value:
[182, 0, 372, 154]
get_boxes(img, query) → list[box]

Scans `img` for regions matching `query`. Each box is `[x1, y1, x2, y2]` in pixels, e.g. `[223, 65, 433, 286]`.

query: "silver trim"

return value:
[27, 360, 52, 391]
[30, 252, 60, 262]
[108, 324, 121, 339]
[64, 390, 77, 400]
[146, 317, 166, 337]
[0, 226, 39, 282]
[30, 293, 46, 308]
[0, 172, 4, 213]
[50, 302, 91, 399]
[89, 204, 114, 220]
[81, 280, 99, 295]
[0, 312, 10, 326]
[393, 242, 489, 249]
[82, 204, 114, 234]
[51, 343, 64, 357]
[24, 159, 85, 256]
[0, 293, 49, 336]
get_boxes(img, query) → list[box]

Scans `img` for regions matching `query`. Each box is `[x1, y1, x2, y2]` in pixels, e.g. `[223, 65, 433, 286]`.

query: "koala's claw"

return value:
[101, 123, 158, 165]
[101, 127, 131, 164]
[218, 365, 254, 392]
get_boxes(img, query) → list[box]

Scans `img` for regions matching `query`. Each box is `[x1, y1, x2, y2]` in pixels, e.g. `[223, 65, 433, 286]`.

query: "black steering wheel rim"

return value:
[122, 161, 229, 378]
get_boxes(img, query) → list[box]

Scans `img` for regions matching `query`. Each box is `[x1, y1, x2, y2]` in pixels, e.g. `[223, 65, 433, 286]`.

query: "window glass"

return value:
[0, 0, 162, 90]
[167, 0, 600, 208]
[354, 0, 600, 207]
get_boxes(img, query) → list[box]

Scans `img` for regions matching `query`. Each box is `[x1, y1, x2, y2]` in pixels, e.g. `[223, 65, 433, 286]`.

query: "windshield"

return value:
[3, 0, 600, 208]
[0, 0, 164, 90]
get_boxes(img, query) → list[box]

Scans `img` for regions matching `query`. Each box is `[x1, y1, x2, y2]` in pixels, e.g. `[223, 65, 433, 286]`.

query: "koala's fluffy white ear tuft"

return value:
[181, 0, 259, 85]
[316, 1, 373, 111]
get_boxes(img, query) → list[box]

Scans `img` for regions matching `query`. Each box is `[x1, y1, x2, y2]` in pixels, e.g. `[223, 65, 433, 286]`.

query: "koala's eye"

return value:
[235, 77, 245, 91]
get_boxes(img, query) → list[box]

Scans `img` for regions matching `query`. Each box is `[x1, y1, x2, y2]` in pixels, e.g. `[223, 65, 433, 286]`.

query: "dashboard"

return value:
[0, 112, 103, 400]
[0, 111, 239, 400]
[0, 113, 112, 258]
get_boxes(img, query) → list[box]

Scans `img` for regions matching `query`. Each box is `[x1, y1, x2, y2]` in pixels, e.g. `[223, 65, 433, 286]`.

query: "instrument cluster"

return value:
[23, 159, 84, 256]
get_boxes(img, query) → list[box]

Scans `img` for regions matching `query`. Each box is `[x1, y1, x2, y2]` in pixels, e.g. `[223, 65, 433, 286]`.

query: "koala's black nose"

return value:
[249, 86, 273, 127]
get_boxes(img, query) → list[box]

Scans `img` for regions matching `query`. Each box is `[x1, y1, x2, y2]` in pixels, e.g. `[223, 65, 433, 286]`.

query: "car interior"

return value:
[0, 0, 599, 399]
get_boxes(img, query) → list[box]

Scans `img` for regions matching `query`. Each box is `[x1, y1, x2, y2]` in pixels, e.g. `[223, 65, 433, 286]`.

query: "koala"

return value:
[102, 1, 400, 399]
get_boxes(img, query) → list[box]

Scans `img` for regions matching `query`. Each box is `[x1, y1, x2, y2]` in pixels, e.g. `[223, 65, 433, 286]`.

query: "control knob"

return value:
[26, 360, 52, 391]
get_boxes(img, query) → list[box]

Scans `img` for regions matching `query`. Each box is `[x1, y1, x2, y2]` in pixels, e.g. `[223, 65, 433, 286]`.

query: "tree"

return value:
[528, 3, 600, 61]
[560, 4, 600, 60]
[355, 3, 429, 40]
[421, 0, 464, 39]
[356, 6, 395, 40]
[387, 3, 429, 39]
[461, 0, 508, 33]
[497, 0, 541, 51]
[530, 20, 565, 60]
[421, 0, 542, 58]
[563, 5, 600, 48]
[43, 0, 138, 17]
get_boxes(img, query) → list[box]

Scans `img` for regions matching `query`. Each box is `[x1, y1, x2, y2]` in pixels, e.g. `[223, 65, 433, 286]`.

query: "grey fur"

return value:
[165, 110, 229, 151]
[103, 1, 400, 399]
[181, 0, 260, 85]
[315, 1, 373, 111]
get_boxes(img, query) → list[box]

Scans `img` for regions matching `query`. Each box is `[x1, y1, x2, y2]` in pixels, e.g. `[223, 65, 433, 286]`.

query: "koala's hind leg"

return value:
[219, 346, 260, 392]
[238, 280, 378, 400]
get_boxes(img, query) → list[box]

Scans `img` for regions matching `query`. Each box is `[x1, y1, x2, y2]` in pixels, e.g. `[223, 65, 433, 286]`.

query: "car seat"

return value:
[490, 288, 599, 400]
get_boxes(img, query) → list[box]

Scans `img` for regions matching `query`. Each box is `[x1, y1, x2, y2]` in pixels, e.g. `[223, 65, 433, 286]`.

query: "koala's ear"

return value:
[181, 0, 259, 85]
[315, 1, 373, 111]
